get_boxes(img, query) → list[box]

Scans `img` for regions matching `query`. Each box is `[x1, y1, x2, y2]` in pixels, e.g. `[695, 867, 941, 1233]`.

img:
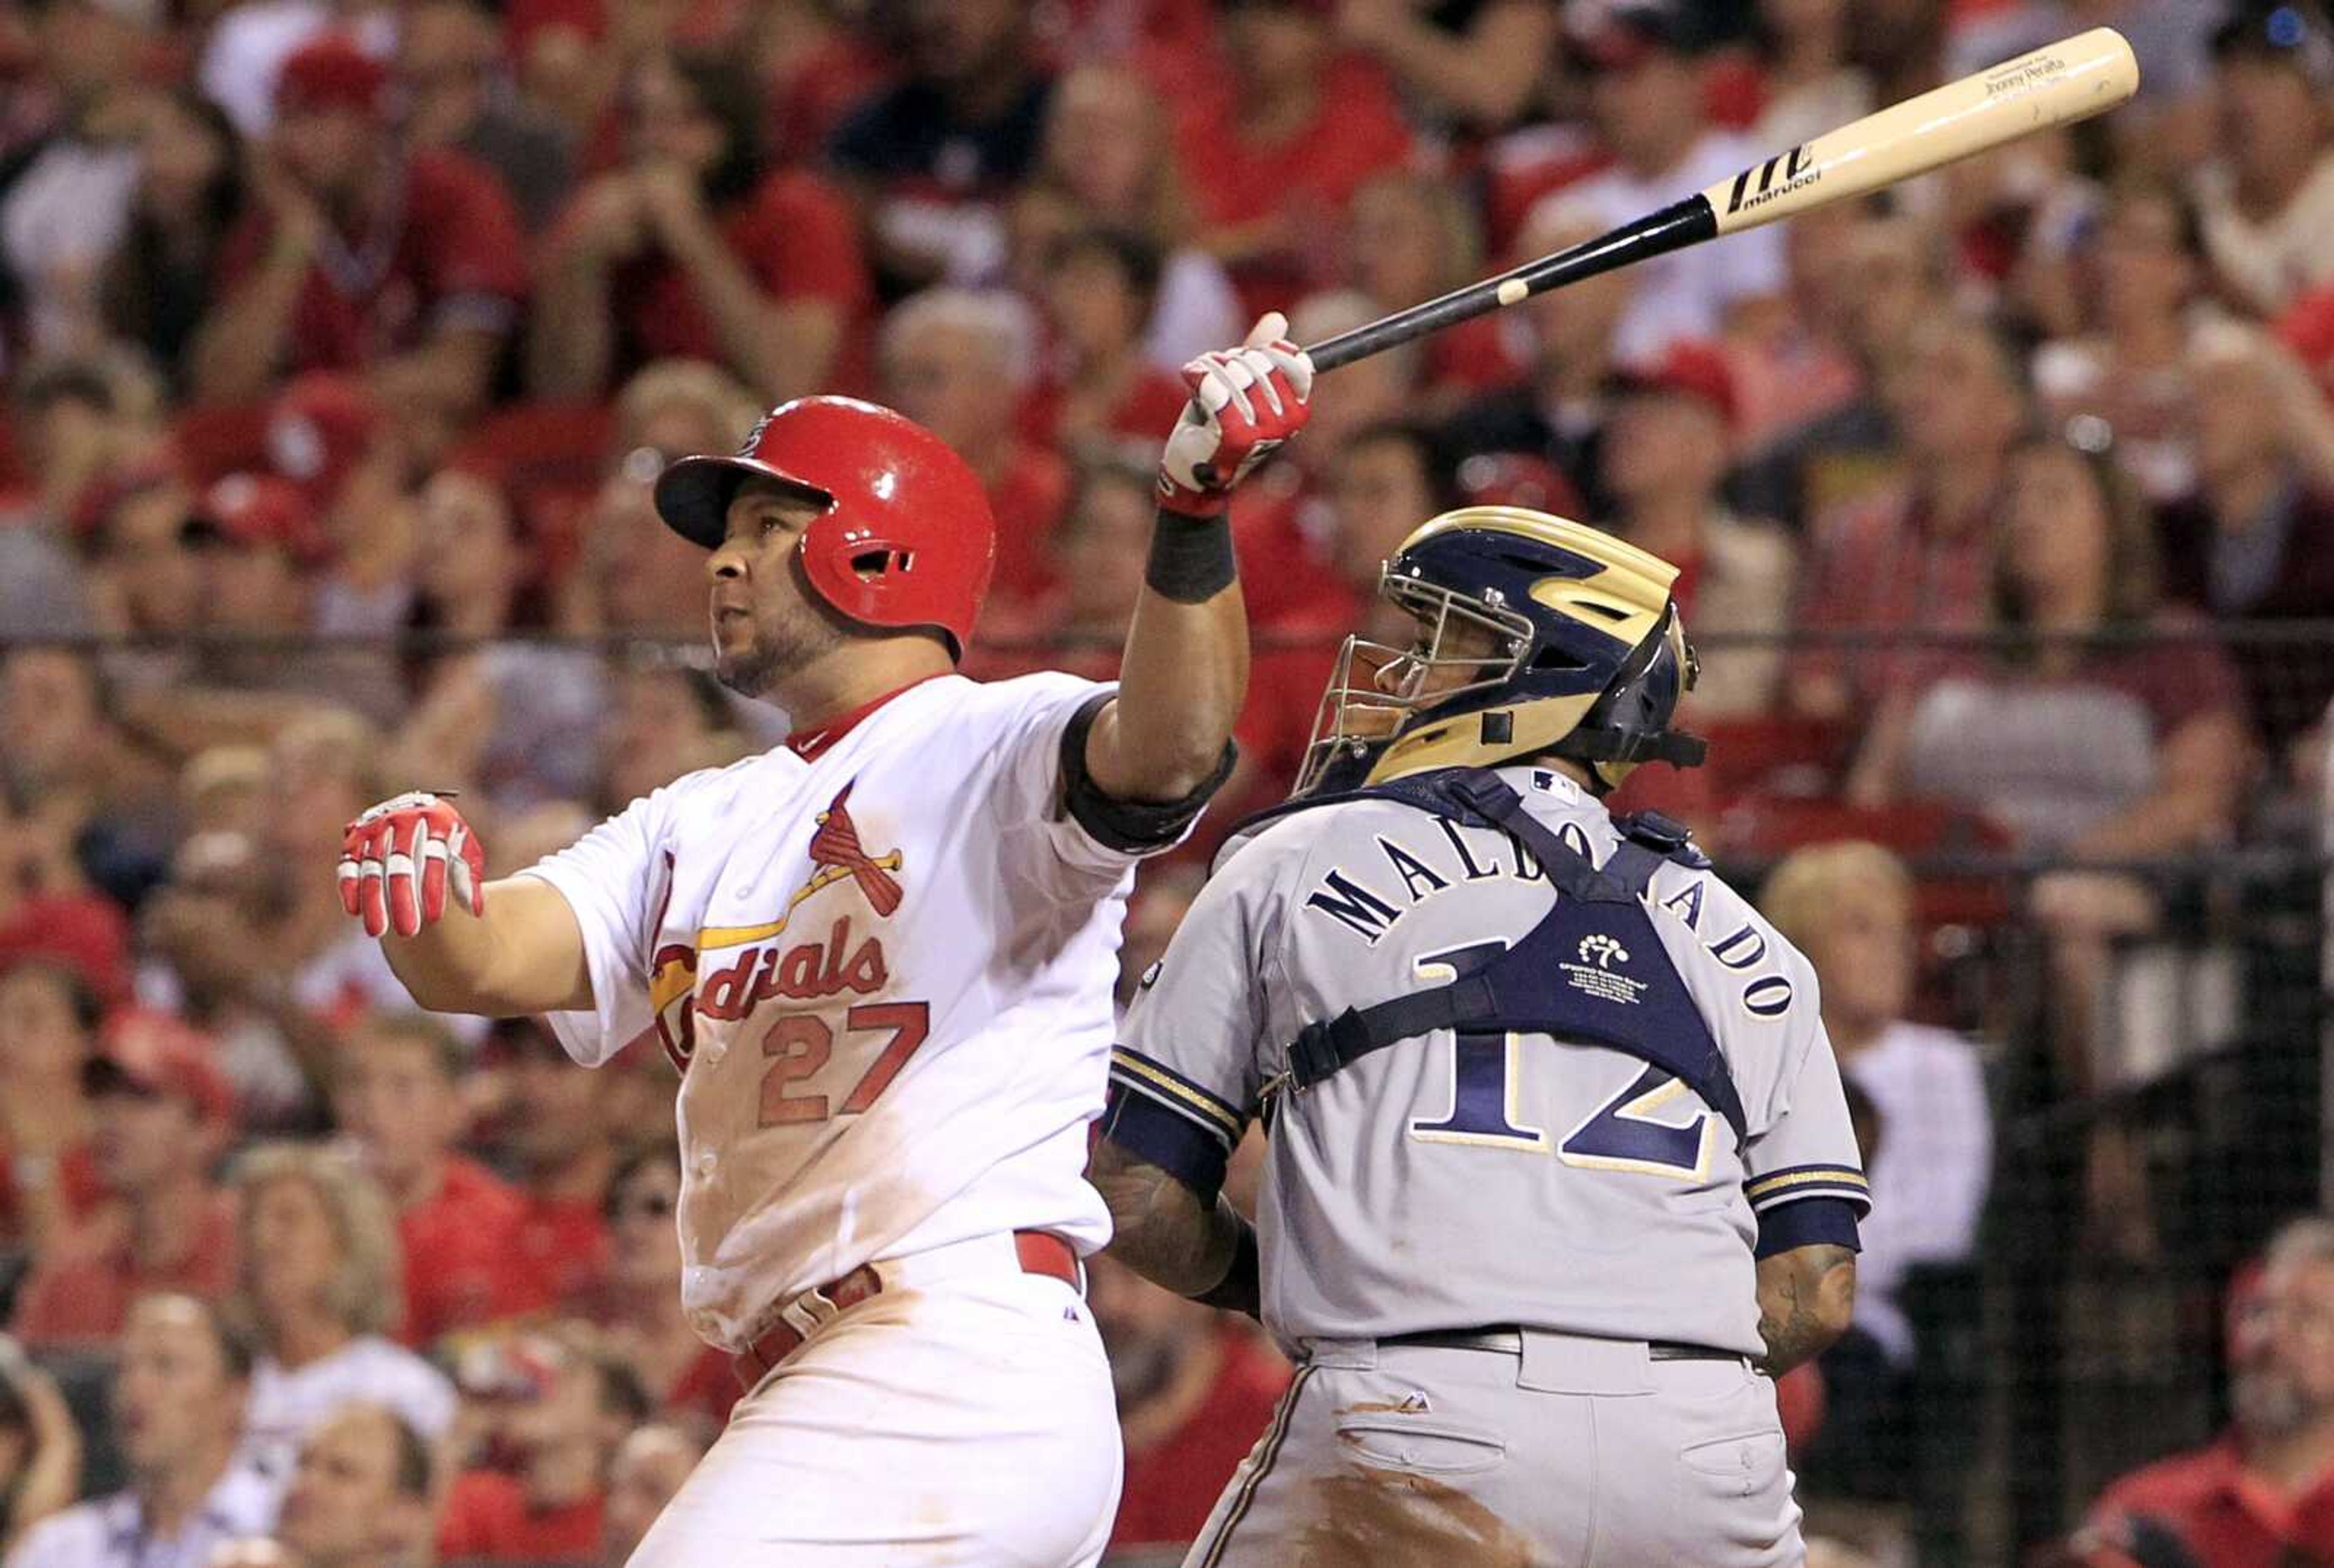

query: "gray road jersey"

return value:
[1112, 766, 1867, 1355]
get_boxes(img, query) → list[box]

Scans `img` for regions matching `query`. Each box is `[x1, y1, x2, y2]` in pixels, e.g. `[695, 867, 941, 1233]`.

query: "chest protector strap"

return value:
[1276, 769, 1748, 1145]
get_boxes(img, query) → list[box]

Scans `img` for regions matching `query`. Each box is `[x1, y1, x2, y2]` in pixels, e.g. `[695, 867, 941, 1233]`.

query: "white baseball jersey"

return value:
[523, 672, 1162, 1352]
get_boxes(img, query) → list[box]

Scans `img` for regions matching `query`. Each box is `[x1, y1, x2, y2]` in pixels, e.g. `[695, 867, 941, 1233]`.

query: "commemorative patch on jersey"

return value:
[1559, 932, 1649, 1006]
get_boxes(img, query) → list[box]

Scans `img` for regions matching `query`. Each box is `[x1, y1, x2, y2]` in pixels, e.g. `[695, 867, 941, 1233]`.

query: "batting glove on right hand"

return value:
[1157, 312, 1315, 516]
[339, 791, 485, 938]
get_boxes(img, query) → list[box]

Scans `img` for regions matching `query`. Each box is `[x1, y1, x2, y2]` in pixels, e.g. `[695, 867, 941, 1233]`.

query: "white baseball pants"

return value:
[626, 1245, 1121, 1567]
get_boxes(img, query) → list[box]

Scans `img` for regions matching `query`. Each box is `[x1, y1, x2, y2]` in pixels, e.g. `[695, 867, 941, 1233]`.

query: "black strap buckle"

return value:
[1284, 1015, 1349, 1095]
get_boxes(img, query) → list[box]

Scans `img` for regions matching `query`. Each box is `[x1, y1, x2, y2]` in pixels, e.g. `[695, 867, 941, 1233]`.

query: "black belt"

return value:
[1381, 1326, 1747, 1363]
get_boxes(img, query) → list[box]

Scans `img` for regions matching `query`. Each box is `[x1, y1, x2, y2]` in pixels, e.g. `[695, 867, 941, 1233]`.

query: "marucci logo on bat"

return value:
[1726, 145, 1820, 216]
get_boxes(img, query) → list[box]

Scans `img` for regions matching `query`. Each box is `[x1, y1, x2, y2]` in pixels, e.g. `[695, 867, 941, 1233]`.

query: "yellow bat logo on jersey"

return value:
[644, 789, 908, 1069]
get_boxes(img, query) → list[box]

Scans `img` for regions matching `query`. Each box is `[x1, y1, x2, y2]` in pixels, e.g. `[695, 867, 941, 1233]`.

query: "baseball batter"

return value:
[335, 319, 1312, 1565]
[1093, 509, 1867, 1567]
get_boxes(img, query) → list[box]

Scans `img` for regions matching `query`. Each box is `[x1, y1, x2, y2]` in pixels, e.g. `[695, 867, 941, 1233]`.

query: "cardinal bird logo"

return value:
[806, 783, 903, 916]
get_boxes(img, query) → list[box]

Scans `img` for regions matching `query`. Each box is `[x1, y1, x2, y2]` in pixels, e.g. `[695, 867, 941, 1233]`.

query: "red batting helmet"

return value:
[653, 397, 997, 659]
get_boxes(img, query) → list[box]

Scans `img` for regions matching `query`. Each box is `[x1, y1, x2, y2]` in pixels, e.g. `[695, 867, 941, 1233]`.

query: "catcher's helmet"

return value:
[652, 396, 997, 659]
[1295, 506, 1706, 796]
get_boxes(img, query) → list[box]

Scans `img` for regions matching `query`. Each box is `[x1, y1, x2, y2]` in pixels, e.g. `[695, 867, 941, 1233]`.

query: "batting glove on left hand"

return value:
[1158, 312, 1315, 516]
[339, 791, 486, 938]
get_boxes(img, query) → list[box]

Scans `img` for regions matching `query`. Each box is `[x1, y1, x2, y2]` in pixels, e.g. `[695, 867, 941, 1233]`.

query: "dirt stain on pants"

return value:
[1284, 1469, 1537, 1568]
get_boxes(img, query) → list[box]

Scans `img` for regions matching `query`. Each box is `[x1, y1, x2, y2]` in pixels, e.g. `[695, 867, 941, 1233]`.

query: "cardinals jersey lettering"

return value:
[523, 673, 1160, 1351]
[1110, 765, 1868, 1355]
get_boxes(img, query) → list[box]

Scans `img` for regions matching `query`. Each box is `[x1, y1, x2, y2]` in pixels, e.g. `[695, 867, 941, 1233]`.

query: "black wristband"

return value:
[1192, 1218, 1261, 1318]
[1145, 509, 1238, 603]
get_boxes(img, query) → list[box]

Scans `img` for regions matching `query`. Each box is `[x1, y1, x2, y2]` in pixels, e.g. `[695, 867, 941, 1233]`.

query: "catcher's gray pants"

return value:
[1182, 1328, 1803, 1568]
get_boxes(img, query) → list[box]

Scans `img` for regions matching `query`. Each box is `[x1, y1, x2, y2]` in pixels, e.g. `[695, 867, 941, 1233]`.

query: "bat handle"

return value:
[1304, 278, 1513, 374]
[1301, 195, 1715, 376]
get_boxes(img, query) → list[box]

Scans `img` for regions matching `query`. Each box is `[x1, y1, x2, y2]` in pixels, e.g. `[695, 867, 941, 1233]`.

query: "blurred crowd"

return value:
[0, 0, 2331, 1562]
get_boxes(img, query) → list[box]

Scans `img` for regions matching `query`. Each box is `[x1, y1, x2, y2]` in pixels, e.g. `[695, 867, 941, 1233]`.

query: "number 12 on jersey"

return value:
[1405, 944, 1718, 1180]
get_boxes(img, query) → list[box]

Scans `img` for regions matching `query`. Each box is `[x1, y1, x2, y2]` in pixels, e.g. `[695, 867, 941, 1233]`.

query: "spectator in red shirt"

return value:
[1173, 0, 1414, 316]
[1862, 433, 2250, 858]
[336, 1011, 551, 1347]
[270, 1401, 439, 1568]
[439, 1330, 650, 1564]
[2077, 1216, 2334, 1568]
[191, 33, 528, 419]
[1602, 342, 1795, 720]
[565, 1144, 732, 1432]
[599, 1423, 706, 1568]
[492, 1020, 616, 1310]
[0, 959, 106, 1263]
[1018, 227, 1191, 450]
[1092, 1257, 1289, 1558]
[12, 1011, 239, 1347]
[1794, 314, 2028, 729]
[529, 50, 868, 404]
[876, 287, 1069, 612]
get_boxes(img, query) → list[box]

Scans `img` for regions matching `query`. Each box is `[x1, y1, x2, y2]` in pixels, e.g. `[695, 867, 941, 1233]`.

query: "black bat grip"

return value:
[1303, 194, 1718, 374]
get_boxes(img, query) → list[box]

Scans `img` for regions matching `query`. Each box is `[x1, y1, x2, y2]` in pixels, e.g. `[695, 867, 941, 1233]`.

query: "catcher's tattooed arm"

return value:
[1089, 1138, 1254, 1308]
[1753, 1242, 1857, 1376]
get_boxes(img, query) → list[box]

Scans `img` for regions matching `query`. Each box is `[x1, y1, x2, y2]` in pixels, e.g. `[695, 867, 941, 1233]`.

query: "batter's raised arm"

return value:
[1081, 314, 1313, 803]
[337, 791, 594, 1017]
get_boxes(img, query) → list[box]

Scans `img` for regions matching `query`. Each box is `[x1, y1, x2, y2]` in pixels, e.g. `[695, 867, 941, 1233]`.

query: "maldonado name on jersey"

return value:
[1301, 817, 1795, 1021]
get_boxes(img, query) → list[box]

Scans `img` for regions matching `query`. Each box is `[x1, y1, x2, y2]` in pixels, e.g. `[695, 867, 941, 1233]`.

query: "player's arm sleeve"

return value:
[999, 677, 1235, 878]
[1742, 1014, 1871, 1259]
[511, 789, 670, 1067]
[1096, 859, 1277, 1204]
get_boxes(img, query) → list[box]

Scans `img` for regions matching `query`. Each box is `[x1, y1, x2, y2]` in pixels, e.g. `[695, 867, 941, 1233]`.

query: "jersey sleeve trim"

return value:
[1107, 1047, 1245, 1143]
[1746, 1163, 1871, 1215]
[1755, 1195, 1864, 1258]
[1098, 1083, 1236, 1203]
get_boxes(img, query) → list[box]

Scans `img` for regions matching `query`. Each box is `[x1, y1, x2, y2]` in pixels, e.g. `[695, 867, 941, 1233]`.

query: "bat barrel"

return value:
[1301, 28, 2136, 377]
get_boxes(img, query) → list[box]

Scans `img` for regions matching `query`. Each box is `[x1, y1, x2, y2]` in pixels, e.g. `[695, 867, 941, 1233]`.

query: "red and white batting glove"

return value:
[338, 791, 486, 938]
[1157, 311, 1315, 516]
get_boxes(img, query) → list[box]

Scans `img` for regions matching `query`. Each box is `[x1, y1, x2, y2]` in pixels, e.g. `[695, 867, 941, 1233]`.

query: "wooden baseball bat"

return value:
[1304, 27, 2140, 373]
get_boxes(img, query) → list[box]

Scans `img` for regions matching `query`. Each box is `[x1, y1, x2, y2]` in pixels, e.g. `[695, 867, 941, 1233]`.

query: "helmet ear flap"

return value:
[1552, 604, 1706, 790]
